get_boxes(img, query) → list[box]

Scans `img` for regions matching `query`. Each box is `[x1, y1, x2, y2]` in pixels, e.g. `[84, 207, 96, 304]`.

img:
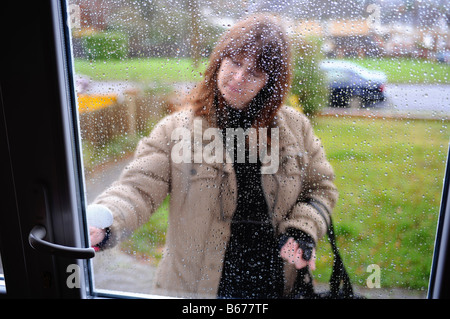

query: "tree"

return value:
[290, 36, 328, 117]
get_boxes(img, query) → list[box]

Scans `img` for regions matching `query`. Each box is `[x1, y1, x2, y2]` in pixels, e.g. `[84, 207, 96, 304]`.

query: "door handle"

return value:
[29, 225, 95, 259]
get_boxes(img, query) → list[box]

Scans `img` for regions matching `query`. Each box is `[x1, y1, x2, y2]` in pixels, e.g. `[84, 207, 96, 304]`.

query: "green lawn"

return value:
[120, 196, 169, 266]
[116, 114, 450, 291]
[312, 116, 449, 290]
[348, 57, 449, 84]
[74, 57, 207, 85]
[74, 56, 449, 85]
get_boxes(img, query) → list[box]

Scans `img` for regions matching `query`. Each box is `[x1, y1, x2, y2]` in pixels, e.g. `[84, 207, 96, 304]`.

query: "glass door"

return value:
[1, 0, 449, 301]
[68, 0, 450, 299]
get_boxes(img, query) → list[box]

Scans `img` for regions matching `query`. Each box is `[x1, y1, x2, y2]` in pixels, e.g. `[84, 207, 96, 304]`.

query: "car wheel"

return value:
[348, 96, 363, 109]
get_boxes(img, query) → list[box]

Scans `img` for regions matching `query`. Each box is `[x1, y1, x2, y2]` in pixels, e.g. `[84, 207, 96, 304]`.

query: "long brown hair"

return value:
[189, 13, 292, 130]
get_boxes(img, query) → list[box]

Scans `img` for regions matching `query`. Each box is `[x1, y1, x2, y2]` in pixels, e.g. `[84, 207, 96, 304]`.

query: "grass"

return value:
[120, 196, 169, 265]
[348, 57, 449, 84]
[74, 56, 449, 85]
[74, 57, 207, 85]
[312, 116, 449, 290]
[112, 114, 450, 291]
[82, 133, 144, 173]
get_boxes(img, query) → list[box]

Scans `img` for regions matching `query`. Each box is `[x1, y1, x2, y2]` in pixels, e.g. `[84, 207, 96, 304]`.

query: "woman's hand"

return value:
[89, 226, 106, 247]
[280, 237, 316, 270]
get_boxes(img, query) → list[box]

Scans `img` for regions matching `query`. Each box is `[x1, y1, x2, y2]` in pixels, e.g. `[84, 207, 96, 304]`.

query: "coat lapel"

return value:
[192, 111, 305, 226]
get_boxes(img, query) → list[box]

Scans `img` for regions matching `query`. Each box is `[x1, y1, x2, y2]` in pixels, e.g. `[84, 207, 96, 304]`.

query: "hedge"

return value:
[82, 31, 129, 60]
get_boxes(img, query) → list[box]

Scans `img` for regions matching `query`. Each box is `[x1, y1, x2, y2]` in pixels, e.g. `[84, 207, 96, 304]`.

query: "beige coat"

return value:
[94, 105, 338, 298]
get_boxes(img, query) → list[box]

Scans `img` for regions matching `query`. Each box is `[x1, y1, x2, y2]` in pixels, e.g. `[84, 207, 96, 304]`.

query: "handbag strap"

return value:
[326, 217, 355, 298]
[290, 213, 357, 299]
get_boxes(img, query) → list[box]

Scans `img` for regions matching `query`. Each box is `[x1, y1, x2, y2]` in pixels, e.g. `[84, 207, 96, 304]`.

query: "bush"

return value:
[82, 31, 129, 60]
[290, 37, 328, 117]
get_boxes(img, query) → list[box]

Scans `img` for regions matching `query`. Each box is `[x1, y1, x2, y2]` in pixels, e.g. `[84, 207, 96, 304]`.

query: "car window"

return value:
[68, 0, 450, 299]
[323, 69, 354, 83]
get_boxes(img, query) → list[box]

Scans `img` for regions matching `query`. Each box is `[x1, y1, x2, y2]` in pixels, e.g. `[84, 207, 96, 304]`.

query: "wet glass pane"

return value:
[68, 0, 449, 299]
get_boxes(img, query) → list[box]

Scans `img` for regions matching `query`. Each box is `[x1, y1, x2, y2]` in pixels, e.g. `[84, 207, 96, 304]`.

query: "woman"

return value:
[89, 13, 338, 298]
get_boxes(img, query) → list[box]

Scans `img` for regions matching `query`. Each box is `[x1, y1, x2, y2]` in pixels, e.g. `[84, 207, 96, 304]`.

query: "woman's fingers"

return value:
[306, 248, 317, 271]
[280, 237, 316, 270]
[280, 237, 296, 260]
[89, 226, 106, 246]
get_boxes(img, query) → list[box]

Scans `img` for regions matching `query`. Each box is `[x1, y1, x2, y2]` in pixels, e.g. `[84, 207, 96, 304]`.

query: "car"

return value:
[319, 60, 387, 108]
[436, 51, 450, 64]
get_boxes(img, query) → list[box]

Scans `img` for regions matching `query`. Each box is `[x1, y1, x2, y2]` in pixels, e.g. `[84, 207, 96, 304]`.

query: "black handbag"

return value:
[288, 217, 365, 299]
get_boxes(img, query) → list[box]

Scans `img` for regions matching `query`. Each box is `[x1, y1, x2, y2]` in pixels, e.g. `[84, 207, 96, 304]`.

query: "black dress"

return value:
[217, 106, 285, 299]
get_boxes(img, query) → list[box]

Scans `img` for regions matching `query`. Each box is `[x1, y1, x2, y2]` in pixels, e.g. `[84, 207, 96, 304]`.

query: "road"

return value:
[360, 84, 450, 118]
[385, 84, 450, 114]
[78, 77, 450, 116]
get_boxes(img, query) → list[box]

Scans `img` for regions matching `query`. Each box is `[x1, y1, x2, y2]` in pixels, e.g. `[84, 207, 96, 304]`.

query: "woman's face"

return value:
[217, 56, 268, 109]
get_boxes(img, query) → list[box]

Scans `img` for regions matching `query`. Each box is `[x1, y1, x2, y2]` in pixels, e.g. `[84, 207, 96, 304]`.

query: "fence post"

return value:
[125, 88, 140, 135]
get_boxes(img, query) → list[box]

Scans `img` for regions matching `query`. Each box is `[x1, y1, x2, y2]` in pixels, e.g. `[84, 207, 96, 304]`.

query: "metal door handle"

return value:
[29, 225, 95, 259]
